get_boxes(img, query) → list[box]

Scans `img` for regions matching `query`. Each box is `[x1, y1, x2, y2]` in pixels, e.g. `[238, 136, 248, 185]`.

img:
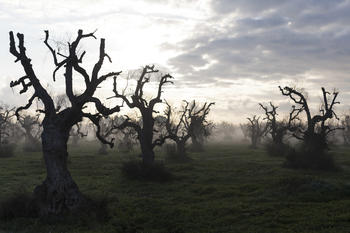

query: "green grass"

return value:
[1, 142, 350, 232]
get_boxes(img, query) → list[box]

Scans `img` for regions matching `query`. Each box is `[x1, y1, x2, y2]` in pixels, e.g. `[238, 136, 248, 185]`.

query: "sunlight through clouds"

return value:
[1, 0, 350, 123]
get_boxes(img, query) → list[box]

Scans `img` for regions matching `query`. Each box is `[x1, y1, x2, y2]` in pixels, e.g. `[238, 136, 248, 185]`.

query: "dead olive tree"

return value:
[95, 116, 116, 154]
[212, 121, 236, 144]
[9, 30, 122, 214]
[70, 122, 87, 146]
[0, 106, 14, 146]
[186, 100, 214, 151]
[18, 114, 42, 151]
[259, 102, 301, 146]
[0, 106, 15, 157]
[111, 65, 173, 166]
[245, 115, 268, 148]
[279, 86, 342, 151]
[341, 115, 350, 146]
[279, 86, 343, 169]
[164, 101, 192, 158]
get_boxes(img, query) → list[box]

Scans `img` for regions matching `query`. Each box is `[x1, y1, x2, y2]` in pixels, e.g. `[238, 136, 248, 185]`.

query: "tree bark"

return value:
[140, 137, 155, 166]
[34, 124, 83, 215]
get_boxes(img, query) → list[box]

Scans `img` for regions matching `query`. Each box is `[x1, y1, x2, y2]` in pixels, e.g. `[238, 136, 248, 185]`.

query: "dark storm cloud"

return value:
[167, 0, 350, 88]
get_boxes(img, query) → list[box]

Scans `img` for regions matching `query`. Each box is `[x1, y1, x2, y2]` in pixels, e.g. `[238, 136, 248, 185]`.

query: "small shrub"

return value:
[121, 160, 172, 182]
[0, 192, 38, 221]
[0, 144, 15, 158]
[284, 145, 336, 170]
[0, 191, 110, 225]
[265, 142, 290, 157]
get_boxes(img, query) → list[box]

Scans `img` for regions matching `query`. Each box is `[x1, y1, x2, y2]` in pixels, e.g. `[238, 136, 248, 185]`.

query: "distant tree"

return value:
[214, 121, 236, 143]
[163, 101, 192, 159]
[0, 105, 14, 146]
[0, 106, 16, 157]
[111, 65, 173, 166]
[9, 29, 122, 214]
[186, 101, 214, 151]
[116, 126, 138, 152]
[70, 122, 87, 146]
[279, 86, 342, 151]
[341, 115, 350, 146]
[240, 123, 250, 142]
[18, 114, 42, 152]
[244, 115, 268, 148]
[259, 102, 301, 146]
[94, 116, 116, 154]
[279, 86, 343, 169]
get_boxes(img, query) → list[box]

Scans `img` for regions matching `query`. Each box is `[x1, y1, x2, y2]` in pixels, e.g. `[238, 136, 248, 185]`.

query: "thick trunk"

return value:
[34, 125, 83, 215]
[140, 139, 154, 166]
[139, 114, 155, 166]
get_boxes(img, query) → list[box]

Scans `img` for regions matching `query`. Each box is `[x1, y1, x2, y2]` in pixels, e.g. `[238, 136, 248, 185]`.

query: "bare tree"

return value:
[0, 106, 14, 146]
[116, 127, 138, 152]
[245, 115, 268, 148]
[9, 30, 122, 214]
[94, 116, 116, 154]
[164, 101, 192, 158]
[259, 102, 301, 146]
[18, 114, 42, 151]
[279, 86, 342, 151]
[211, 121, 236, 144]
[186, 101, 214, 151]
[341, 115, 350, 146]
[70, 122, 87, 146]
[111, 65, 173, 166]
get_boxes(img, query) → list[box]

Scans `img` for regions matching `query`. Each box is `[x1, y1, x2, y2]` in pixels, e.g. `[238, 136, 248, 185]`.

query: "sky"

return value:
[0, 0, 350, 123]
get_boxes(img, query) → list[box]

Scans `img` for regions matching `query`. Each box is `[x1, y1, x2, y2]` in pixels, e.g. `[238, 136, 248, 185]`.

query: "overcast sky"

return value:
[1, 0, 350, 123]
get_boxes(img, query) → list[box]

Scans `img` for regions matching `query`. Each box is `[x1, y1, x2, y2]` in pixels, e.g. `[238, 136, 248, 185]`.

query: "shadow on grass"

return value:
[121, 160, 173, 182]
[0, 190, 112, 227]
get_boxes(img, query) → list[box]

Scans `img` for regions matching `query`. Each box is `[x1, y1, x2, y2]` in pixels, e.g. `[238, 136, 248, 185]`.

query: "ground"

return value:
[1, 143, 350, 233]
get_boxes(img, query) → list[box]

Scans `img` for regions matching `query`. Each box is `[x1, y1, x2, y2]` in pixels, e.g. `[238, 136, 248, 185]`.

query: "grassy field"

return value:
[1, 143, 350, 233]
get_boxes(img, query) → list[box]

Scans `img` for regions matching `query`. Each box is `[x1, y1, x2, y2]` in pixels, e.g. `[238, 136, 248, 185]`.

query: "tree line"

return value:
[3, 29, 350, 216]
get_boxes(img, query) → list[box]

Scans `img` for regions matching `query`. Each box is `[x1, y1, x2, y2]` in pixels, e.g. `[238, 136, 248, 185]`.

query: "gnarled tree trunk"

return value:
[140, 119, 155, 165]
[34, 123, 82, 215]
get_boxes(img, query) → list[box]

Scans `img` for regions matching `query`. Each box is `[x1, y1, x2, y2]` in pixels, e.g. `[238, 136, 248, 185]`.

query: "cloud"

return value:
[1, 0, 350, 123]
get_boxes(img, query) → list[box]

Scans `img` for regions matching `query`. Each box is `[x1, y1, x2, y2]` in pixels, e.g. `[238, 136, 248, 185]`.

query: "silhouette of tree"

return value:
[212, 121, 236, 143]
[259, 102, 301, 146]
[279, 86, 342, 151]
[186, 100, 214, 151]
[164, 101, 192, 158]
[94, 116, 116, 154]
[245, 115, 268, 148]
[111, 65, 173, 166]
[70, 122, 87, 146]
[9, 29, 122, 214]
[18, 114, 41, 152]
[0, 106, 14, 146]
[341, 115, 350, 146]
